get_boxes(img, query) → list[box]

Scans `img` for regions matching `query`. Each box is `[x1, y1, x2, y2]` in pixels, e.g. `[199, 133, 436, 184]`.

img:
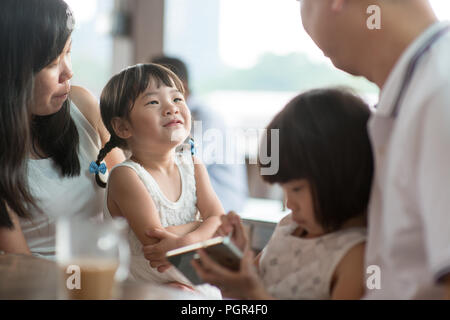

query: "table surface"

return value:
[240, 198, 289, 224]
[0, 253, 208, 300]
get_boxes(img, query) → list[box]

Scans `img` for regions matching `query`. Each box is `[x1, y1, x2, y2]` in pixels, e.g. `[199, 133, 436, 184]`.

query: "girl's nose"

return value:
[164, 102, 179, 115]
[285, 195, 295, 211]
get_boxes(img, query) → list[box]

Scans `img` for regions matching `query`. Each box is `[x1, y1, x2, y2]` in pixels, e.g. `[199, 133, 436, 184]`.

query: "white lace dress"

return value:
[259, 213, 366, 299]
[103, 151, 220, 298]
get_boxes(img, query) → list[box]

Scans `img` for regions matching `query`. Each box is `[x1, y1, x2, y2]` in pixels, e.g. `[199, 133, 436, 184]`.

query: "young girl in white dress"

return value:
[193, 88, 374, 299]
[92, 63, 224, 296]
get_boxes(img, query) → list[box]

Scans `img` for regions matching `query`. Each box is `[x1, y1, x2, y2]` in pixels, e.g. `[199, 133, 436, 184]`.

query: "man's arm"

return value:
[417, 85, 450, 299]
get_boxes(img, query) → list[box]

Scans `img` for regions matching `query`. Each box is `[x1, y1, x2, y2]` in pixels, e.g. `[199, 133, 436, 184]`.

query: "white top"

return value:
[365, 21, 450, 299]
[259, 214, 366, 299]
[103, 153, 221, 298]
[20, 101, 105, 260]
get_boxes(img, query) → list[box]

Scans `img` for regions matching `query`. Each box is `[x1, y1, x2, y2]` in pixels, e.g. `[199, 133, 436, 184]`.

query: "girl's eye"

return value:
[174, 98, 183, 102]
[145, 100, 159, 106]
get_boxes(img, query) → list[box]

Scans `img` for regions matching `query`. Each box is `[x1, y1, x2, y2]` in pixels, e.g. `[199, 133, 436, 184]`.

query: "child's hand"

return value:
[143, 228, 180, 272]
[167, 282, 196, 292]
[192, 247, 270, 299]
[214, 211, 248, 252]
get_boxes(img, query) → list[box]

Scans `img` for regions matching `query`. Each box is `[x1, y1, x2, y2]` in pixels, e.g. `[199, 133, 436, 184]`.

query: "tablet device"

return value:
[166, 235, 243, 285]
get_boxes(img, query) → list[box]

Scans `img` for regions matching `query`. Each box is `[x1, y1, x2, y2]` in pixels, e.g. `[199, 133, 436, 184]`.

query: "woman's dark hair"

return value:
[261, 88, 374, 232]
[94, 63, 185, 188]
[0, 0, 75, 228]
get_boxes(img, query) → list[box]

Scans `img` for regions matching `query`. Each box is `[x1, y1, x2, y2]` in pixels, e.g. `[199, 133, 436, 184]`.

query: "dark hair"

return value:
[151, 56, 189, 84]
[94, 63, 185, 187]
[0, 0, 75, 228]
[261, 88, 374, 232]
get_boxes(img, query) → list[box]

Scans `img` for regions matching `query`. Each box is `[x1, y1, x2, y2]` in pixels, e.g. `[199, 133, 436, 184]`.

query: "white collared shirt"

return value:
[364, 21, 450, 299]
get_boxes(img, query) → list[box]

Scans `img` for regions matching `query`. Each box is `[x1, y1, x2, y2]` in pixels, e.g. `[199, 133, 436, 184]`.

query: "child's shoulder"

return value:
[111, 159, 141, 172]
[174, 149, 197, 174]
[108, 160, 142, 183]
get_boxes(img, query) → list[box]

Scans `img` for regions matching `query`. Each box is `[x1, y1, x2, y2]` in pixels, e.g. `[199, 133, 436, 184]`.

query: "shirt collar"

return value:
[377, 21, 450, 116]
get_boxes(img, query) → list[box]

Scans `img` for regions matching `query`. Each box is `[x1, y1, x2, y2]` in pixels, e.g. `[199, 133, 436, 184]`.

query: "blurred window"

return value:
[164, 0, 379, 135]
[165, 0, 450, 131]
[64, 0, 114, 97]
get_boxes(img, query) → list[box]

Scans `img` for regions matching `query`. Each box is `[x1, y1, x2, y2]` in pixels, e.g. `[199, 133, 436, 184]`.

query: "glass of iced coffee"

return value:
[56, 215, 130, 300]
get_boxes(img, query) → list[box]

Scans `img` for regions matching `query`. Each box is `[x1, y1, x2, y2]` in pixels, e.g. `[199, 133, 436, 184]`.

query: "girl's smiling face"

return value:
[126, 78, 191, 152]
[282, 179, 325, 238]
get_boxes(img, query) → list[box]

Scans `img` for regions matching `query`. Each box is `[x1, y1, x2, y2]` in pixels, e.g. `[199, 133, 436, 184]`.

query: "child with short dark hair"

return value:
[94, 63, 224, 297]
[193, 88, 374, 299]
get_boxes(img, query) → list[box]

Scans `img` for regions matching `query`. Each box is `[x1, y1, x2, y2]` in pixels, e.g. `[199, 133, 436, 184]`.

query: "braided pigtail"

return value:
[91, 136, 118, 188]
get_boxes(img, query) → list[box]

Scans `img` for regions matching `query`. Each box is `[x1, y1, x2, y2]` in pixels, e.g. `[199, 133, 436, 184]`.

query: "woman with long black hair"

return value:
[0, 0, 124, 257]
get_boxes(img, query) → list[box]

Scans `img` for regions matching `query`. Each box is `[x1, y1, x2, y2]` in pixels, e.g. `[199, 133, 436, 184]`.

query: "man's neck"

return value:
[363, 12, 438, 89]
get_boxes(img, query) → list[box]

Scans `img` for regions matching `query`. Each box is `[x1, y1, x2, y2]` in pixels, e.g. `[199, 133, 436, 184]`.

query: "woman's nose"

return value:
[59, 58, 73, 83]
[62, 69, 74, 83]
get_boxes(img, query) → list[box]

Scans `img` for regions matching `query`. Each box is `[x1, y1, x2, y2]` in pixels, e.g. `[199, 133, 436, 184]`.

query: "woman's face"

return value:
[32, 37, 73, 116]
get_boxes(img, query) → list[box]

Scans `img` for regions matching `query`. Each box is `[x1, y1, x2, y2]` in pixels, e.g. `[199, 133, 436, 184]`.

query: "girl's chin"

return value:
[169, 128, 189, 143]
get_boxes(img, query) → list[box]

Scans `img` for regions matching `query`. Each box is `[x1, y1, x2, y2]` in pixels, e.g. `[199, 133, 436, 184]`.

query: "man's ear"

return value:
[111, 117, 132, 139]
[331, 0, 345, 11]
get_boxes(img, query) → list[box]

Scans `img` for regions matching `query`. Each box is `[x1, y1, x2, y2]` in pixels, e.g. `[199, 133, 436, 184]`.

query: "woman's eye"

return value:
[292, 187, 303, 192]
[47, 59, 59, 68]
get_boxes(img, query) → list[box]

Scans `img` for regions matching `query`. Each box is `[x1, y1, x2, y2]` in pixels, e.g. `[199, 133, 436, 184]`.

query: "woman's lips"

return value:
[53, 93, 69, 101]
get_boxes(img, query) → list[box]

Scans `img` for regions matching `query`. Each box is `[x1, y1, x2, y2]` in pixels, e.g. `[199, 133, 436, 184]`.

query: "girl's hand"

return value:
[192, 247, 270, 299]
[167, 282, 196, 292]
[143, 228, 181, 272]
[214, 211, 248, 252]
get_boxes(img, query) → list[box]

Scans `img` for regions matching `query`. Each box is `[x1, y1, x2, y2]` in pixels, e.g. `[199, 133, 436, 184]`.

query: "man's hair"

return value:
[151, 55, 189, 84]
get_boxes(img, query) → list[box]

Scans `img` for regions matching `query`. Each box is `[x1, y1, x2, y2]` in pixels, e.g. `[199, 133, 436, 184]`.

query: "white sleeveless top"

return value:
[103, 153, 222, 298]
[20, 101, 105, 260]
[103, 153, 199, 282]
[259, 214, 366, 299]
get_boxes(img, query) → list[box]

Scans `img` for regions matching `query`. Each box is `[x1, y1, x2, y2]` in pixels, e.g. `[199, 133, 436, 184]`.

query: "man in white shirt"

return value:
[298, 0, 450, 299]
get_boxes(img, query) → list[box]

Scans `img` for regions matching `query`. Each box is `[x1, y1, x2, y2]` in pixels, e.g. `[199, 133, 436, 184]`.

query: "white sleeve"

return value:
[417, 83, 450, 282]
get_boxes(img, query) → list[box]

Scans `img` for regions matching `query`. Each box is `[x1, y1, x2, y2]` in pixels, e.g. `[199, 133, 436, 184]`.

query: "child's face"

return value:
[127, 79, 191, 151]
[282, 179, 325, 237]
